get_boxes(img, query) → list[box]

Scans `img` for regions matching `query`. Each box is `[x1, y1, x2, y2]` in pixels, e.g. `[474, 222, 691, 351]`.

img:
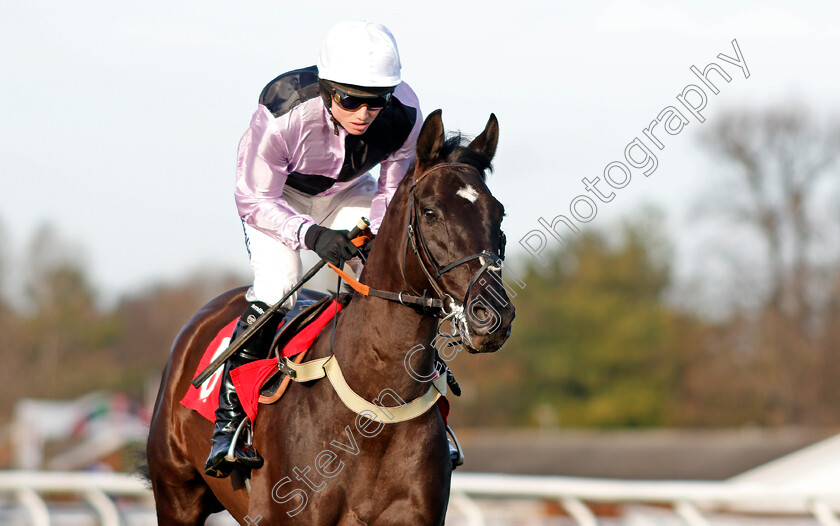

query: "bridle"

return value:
[333, 162, 506, 333]
[398, 163, 506, 323]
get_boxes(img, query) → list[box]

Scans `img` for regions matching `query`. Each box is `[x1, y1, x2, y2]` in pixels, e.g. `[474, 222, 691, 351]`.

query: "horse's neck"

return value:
[332, 296, 438, 402]
[324, 191, 440, 400]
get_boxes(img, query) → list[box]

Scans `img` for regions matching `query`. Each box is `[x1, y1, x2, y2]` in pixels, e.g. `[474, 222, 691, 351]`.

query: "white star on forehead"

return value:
[456, 185, 479, 203]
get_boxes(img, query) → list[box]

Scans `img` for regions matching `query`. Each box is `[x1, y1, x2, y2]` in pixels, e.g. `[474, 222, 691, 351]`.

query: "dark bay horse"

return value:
[146, 109, 515, 525]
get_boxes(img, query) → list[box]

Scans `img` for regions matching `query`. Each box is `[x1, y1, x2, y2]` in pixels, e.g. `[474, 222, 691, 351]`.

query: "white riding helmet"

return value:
[317, 21, 402, 90]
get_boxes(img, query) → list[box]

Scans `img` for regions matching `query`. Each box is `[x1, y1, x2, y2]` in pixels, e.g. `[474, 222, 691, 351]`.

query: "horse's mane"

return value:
[336, 292, 353, 307]
[439, 133, 493, 180]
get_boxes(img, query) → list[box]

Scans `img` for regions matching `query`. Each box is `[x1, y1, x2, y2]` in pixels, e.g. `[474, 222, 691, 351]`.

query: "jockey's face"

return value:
[330, 99, 382, 135]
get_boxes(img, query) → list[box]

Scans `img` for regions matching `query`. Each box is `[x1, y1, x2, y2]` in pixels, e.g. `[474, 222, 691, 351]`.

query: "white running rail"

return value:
[0, 471, 151, 526]
[3, 471, 840, 525]
[448, 473, 840, 525]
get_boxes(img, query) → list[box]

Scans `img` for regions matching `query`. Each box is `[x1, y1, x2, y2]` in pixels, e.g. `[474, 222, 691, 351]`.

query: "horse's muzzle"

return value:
[463, 300, 516, 353]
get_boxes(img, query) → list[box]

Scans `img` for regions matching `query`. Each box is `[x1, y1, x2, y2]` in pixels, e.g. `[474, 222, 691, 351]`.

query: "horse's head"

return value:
[395, 109, 515, 353]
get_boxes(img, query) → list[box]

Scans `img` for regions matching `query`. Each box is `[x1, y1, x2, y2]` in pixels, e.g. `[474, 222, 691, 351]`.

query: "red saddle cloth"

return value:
[180, 301, 343, 422]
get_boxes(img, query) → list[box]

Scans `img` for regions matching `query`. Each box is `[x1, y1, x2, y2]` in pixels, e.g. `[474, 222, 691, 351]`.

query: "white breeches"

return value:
[242, 174, 375, 309]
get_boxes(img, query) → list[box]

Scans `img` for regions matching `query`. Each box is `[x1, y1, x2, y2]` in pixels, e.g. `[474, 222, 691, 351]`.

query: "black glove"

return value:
[304, 224, 358, 266]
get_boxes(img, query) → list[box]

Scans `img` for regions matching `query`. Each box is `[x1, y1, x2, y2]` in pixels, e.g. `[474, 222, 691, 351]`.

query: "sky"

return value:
[2, 0, 839, 304]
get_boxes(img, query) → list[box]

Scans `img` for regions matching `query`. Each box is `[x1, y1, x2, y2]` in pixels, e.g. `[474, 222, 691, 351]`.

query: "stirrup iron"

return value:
[225, 419, 251, 462]
[446, 425, 464, 467]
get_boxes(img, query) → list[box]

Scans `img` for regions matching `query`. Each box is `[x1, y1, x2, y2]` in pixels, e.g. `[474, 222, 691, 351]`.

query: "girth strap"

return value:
[282, 355, 448, 423]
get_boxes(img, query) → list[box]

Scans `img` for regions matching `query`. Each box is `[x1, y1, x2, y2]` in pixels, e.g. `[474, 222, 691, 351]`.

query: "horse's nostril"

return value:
[469, 305, 493, 335]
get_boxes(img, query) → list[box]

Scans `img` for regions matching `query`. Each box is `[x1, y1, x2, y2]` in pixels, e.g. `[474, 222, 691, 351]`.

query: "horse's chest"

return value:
[252, 393, 449, 524]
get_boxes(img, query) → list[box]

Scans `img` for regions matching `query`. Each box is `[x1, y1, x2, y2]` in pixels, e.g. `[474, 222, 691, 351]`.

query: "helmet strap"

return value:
[319, 80, 342, 135]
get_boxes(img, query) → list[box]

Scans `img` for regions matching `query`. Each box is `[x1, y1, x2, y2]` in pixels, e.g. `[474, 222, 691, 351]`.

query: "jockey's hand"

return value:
[305, 225, 358, 266]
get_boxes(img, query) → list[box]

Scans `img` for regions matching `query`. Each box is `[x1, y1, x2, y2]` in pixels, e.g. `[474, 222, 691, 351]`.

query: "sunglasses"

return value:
[332, 89, 392, 111]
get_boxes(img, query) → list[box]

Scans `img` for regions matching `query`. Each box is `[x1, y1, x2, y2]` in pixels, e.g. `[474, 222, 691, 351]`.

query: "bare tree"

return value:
[691, 103, 840, 424]
[699, 104, 840, 331]
[19, 225, 100, 388]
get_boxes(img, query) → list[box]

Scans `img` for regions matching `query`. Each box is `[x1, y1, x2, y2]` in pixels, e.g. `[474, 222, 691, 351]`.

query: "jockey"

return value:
[204, 21, 423, 478]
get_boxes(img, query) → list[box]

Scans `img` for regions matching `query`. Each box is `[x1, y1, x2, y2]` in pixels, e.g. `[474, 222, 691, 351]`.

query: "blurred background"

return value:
[2, 0, 840, 524]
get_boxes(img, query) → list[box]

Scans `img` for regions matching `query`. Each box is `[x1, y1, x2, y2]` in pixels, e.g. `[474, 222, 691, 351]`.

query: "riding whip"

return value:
[191, 217, 370, 388]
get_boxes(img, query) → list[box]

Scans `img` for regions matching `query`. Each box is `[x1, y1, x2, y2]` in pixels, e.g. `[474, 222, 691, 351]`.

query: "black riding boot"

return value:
[204, 301, 281, 478]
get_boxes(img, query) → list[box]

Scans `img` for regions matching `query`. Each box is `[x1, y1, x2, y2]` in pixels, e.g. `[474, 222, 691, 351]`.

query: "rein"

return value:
[327, 263, 443, 309]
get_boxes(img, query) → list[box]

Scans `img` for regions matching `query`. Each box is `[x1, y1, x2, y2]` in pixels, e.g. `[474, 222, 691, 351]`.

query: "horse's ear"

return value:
[468, 113, 499, 161]
[416, 109, 445, 166]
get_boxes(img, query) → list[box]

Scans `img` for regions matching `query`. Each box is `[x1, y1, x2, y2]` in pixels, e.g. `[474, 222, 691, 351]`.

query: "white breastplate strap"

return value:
[282, 356, 448, 423]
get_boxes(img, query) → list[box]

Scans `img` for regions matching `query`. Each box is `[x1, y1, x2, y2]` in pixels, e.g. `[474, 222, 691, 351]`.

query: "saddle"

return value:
[257, 289, 338, 402]
[180, 289, 340, 422]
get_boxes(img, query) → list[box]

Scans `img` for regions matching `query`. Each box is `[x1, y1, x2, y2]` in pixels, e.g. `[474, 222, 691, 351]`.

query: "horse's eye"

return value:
[423, 208, 437, 220]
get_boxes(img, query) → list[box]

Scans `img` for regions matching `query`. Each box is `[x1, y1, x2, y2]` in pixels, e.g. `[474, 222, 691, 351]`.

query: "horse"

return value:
[146, 109, 515, 525]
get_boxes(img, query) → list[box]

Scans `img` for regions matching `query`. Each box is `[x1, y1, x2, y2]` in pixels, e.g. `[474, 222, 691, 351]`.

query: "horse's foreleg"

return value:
[150, 475, 222, 526]
[148, 434, 223, 526]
